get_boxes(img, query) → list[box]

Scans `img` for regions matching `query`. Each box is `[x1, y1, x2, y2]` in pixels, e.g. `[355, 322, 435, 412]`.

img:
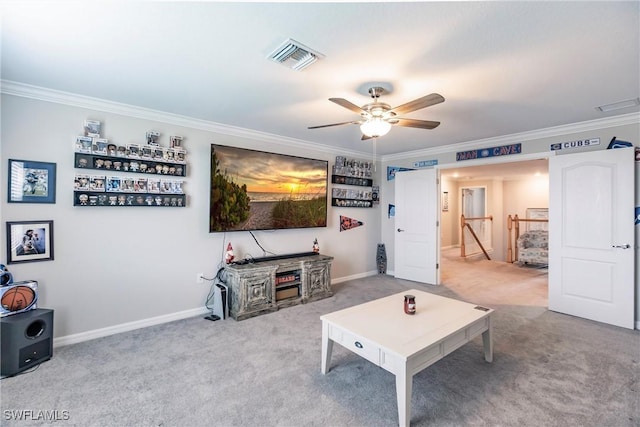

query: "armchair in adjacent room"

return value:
[516, 230, 548, 266]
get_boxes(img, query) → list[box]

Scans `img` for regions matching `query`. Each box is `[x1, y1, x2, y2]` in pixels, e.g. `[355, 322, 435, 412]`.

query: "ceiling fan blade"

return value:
[308, 121, 360, 129]
[389, 93, 445, 116]
[393, 118, 441, 129]
[329, 98, 366, 114]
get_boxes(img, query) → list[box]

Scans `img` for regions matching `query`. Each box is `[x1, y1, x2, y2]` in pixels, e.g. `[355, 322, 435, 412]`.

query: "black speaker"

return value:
[1, 308, 53, 377]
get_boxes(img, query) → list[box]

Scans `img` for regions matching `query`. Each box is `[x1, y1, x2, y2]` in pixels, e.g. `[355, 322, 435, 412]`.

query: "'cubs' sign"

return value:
[550, 138, 600, 151]
[456, 143, 522, 161]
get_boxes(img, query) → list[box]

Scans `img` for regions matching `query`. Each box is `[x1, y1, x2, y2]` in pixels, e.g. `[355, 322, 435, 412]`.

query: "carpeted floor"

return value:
[1, 254, 638, 427]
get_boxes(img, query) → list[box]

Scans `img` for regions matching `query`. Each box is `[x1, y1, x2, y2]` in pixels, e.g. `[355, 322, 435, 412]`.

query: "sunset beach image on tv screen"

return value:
[209, 144, 328, 232]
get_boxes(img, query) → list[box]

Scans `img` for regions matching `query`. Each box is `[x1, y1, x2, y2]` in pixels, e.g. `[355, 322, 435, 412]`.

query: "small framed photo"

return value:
[146, 131, 160, 146]
[170, 136, 183, 148]
[6, 220, 54, 264]
[84, 120, 101, 137]
[8, 159, 57, 204]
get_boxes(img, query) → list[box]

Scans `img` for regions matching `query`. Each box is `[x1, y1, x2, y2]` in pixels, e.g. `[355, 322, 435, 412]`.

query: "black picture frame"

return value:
[6, 220, 54, 264]
[7, 159, 57, 203]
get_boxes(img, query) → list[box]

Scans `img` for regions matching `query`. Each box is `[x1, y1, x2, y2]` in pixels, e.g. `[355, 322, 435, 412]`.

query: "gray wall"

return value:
[2, 89, 638, 342]
[1, 93, 382, 342]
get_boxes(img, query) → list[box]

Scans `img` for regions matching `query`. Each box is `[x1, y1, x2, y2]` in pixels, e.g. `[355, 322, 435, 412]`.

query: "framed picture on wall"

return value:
[442, 191, 449, 212]
[526, 208, 548, 231]
[7, 159, 57, 204]
[6, 220, 54, 264]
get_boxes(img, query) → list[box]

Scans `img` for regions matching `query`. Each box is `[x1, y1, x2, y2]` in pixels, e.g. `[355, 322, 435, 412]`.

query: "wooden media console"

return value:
[224, 253, 333, 320]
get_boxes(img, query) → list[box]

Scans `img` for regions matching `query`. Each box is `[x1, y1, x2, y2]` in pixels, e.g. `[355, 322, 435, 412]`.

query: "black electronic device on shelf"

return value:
[233, 251, 319, 265]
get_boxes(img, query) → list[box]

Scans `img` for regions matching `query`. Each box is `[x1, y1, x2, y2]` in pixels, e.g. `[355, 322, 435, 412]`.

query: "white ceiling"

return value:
[1, 1, 639, 162]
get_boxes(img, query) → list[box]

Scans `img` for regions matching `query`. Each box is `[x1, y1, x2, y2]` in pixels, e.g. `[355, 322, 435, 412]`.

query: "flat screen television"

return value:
[210, 144, 328, 232]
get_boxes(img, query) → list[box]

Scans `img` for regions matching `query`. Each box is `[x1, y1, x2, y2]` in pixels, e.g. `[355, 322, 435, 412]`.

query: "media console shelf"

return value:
[223, 253, 333, 321]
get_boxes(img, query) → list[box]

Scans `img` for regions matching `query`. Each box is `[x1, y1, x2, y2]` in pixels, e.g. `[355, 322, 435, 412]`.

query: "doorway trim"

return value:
[436, 151, 556, 173]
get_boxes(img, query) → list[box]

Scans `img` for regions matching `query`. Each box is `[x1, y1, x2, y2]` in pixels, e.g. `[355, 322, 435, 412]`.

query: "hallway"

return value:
[440, 246, 548, 308]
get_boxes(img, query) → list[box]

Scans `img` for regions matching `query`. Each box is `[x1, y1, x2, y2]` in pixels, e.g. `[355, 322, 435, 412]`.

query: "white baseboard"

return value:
[331, 270, 378, 284]
[51, 275, 640, 346]
[53, 307, 210, 348]
[53, 272, 381, 347]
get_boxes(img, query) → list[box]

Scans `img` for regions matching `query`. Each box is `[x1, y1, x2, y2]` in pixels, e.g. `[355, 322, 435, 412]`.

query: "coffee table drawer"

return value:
[328, 325, 380, 366]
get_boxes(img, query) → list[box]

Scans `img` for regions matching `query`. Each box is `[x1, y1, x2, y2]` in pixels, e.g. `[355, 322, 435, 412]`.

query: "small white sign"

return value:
[550, 138, 600, 151]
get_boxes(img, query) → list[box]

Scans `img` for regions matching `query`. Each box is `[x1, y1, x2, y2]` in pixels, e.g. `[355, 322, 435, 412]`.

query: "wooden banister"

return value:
[460, 214, 493, 260]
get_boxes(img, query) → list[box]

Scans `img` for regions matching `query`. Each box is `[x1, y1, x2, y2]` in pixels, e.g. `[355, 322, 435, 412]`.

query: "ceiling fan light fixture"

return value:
[360, 117, 392, 138]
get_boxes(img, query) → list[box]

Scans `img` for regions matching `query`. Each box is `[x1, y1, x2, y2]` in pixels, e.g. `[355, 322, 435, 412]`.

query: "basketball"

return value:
[1, 286, 36, 312]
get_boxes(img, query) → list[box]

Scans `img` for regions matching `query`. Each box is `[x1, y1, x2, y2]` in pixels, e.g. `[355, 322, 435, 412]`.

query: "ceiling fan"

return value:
[308, 87, 445, 140]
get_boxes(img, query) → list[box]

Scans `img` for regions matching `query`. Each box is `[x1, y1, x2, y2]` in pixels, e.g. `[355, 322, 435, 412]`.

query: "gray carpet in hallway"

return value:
[1, 264, 638, 427]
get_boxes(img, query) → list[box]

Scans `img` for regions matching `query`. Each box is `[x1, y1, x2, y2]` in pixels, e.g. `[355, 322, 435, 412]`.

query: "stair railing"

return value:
[460, 214, 493, 260]
[507, 214, 549, 263]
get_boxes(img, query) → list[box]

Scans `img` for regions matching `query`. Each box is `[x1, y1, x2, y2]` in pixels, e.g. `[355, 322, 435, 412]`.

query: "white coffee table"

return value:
[321, 289, 494, 427]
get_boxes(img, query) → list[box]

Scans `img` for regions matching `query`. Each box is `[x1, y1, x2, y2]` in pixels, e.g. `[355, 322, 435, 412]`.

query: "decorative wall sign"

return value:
[606, 136, 632, 149]
[8, 159, 57, 204]
[413, 159, 438, 168]
[442, 191, 449, 212]
[456, 143, 522, 161]
[550, 138, 600, 151]
[387, 166, 414, 181]
[6, 220, 54, 264]
[340, 215, 363, 232]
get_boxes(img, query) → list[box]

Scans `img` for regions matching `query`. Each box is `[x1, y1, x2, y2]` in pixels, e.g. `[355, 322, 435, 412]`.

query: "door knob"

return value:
[612, 244, 631, 249]
[397, 228, 405, 232]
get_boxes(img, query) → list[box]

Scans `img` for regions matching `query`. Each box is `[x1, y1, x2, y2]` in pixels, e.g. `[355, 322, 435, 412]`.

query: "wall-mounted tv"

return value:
[210, 144, 328, 232]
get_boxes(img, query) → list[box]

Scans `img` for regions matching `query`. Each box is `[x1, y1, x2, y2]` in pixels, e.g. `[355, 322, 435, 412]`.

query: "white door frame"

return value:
[437, 152, 555, 256]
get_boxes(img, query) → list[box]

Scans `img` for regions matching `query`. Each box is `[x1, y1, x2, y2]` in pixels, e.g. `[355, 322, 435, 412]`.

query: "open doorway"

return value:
[438, 157, 549, 306]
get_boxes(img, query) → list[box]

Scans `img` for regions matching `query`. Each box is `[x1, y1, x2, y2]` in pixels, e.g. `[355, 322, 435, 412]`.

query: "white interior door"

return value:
[549, 147, 635, 329]
[394, 169, 440, 284]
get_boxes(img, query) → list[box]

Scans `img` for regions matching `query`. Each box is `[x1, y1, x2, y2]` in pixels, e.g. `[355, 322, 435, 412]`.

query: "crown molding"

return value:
[0, 80, 372, 159]
[382, 112, 640, 162]
[4, 80, 637, 163]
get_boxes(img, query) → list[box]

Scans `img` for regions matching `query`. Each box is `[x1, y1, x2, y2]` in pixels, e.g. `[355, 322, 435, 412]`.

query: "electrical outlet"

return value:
[196, 273, 204, 284]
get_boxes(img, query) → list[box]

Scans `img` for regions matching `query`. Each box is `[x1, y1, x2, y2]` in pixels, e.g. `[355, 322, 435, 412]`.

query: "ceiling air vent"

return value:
[268, 39, 324, 71]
